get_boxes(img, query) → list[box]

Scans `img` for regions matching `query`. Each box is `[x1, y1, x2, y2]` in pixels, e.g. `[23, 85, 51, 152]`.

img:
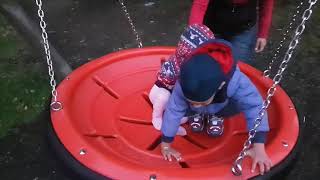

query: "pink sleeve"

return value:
[258, 0, 274, 39]
[188, 0, 210, 25]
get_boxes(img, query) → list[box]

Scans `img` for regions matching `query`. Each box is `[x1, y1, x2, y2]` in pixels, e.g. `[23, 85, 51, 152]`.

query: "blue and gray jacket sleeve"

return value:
[161, 83, 188, 143]
[228, 68, 270, 143]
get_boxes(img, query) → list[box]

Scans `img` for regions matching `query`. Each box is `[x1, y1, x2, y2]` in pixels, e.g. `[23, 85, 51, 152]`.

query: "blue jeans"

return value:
[217, 25, 257, 64]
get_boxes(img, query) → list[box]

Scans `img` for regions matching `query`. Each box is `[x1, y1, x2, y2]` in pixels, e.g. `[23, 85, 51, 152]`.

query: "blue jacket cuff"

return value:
[252, 131, 268, 143]
[161, 135, 174, 143]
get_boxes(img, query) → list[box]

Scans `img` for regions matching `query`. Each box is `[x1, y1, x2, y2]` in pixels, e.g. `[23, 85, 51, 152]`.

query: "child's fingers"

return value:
[265, 162, 271, 172]
[174, 156, 181, 161]
[251, 160, 257, 173]
[167, 153, 173, 162]
[162, 152, 168, 160]
[266, 160, 272, 172]
[258, 161, 265, 175]
[172, 152, 182, 161]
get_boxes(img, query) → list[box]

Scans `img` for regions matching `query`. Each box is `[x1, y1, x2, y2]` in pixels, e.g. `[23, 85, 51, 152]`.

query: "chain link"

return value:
[232, 0, 318, 175]
[118, 0, 143, 48]
[263, 0, 304, 77]
[35, 0, 62, 111]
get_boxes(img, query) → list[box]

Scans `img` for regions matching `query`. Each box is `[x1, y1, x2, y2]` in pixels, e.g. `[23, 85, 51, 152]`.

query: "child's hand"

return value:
[246, 143, 272, 175]
[161, 142, 182, 162]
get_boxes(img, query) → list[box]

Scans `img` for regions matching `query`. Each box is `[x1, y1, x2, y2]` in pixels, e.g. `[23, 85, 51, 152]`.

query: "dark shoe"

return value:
[188, 113, 205, 132]
[207, 115, 224, 137]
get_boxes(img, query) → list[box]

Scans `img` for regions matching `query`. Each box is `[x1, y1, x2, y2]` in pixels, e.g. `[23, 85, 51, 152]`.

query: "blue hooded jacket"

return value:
[161, 40, 269, 143]
[161, 66, 270, 143]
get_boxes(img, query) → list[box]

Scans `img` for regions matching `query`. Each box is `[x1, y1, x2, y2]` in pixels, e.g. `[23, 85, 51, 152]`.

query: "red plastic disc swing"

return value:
[50, 47, 300, 180]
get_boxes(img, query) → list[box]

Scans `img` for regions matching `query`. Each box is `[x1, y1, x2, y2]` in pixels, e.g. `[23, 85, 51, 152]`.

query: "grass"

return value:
[0, 14, 50, 138]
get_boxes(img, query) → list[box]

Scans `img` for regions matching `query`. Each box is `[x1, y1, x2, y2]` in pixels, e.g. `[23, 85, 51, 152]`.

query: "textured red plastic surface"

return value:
[51, 47, 299, 180]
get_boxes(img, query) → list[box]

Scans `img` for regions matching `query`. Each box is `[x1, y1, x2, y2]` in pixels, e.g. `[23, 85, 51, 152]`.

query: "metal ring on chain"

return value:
[232, 0, 318, 175]
[51, 101, 63, 111]
[231, 162, 243, 176]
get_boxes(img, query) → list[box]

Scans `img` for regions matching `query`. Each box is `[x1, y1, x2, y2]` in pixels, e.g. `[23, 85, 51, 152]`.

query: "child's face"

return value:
[185, 81, 226, 108]
[187, 95, 214, 108]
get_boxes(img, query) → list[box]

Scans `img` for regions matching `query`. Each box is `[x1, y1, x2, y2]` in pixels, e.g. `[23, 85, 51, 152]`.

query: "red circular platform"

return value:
[51, 47, 299, 179]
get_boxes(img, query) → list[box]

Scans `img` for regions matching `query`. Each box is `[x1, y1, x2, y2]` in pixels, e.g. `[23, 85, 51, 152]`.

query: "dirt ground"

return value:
[0, 0, 319, 179]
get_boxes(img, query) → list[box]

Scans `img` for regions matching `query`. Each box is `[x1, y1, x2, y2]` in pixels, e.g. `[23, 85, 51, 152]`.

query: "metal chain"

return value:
[118, 0, 143, 48]
[263, 0, 304, 77]
[35, 0, 62, 111]
[232, 0, 318, 176]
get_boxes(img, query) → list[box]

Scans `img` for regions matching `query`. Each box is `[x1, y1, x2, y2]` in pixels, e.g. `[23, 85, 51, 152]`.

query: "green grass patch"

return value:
[0, 62, 50, 138]
[0, 37, 18, 59]
[0, 14, 50, 138]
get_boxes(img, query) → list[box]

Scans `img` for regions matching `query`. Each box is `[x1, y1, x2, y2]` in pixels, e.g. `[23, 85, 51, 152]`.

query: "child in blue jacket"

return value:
[160, 40, 272, 175]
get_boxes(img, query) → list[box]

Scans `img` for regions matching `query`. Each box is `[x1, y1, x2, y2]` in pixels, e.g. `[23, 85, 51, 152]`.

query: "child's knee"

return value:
[152, 118, 162, 130]
[149, 85, 170, 104]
